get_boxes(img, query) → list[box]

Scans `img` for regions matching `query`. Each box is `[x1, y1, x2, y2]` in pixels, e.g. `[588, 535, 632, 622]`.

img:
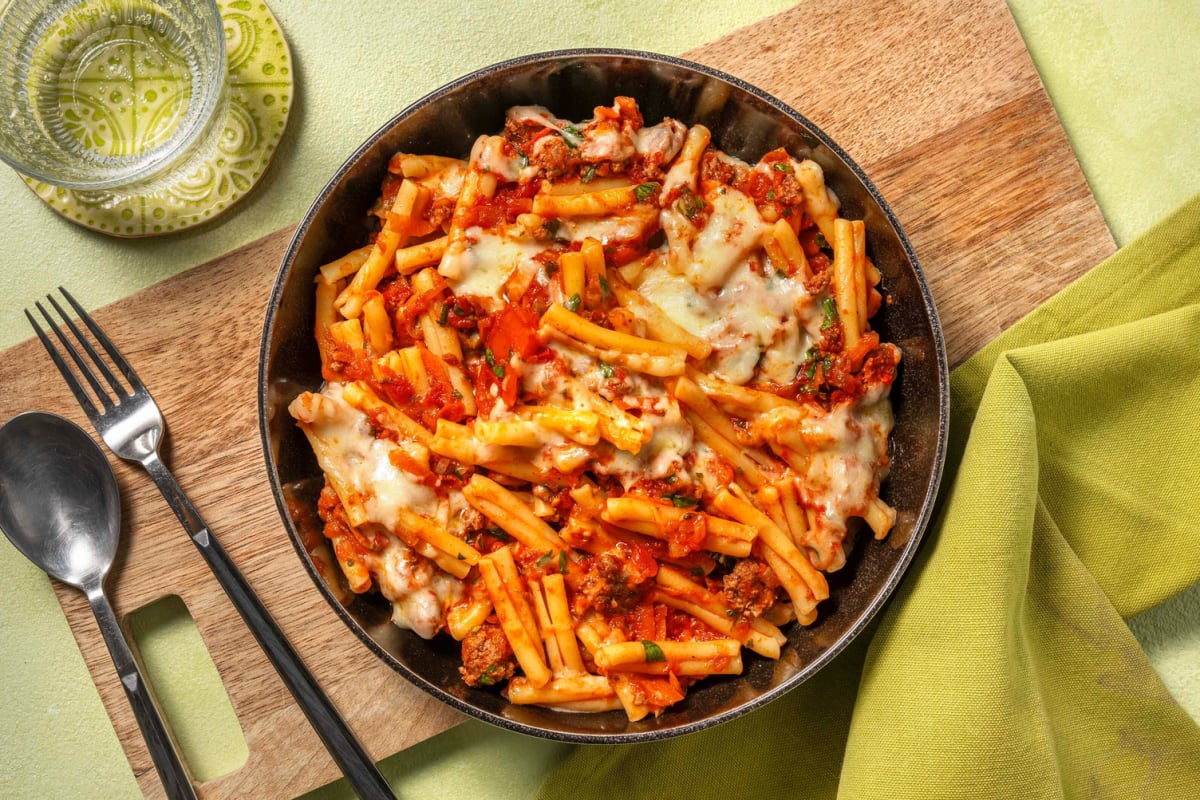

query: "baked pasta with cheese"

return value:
[289, 97, 899, 719]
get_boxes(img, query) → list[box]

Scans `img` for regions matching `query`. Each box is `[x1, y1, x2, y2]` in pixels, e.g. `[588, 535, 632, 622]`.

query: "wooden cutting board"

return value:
[0, 1, 1116, 797]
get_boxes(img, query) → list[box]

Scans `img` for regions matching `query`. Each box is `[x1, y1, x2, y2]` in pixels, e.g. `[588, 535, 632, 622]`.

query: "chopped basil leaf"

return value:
[598, 274, 610, 299]
[536, 551, 554, 567]
[599, 362, 615, 379]
[484, 348, 496, 366]
[772, 162, 794, 173]
[582, 165, 597, 183]
[517, 151, 530, 169]
[491, 362, 505, 379]
[543, 218, 564, 240]
[642, 640, 666, 663]
[561, 125, 584, 149]
[821, 297, 839, 330]
[488, 527, 510, 542]
[814, 231, 830, 251]
[766, 189, 776, 200]
[479, 663, 501, 685]
[665, 493, 699, 508]
[438, 303, 450, 325]
[558, 550, 568, 573]
[457, 552, 465, 560]
[565, 293, 582, 312]
[676, 187, 705, 221]
[635, 182, 660, 202]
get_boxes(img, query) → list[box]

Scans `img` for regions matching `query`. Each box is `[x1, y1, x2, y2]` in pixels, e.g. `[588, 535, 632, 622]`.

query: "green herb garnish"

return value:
[478, 663, 501, 686]
[642, 641, 666, 663]
[676, 187, 705, 221]
[561, 125, 584, 149]
[483, 347, 505, 378]
[772, 162, 794, 173]
[665, 493, 699, 508]
[635, 182, 660, 202]
[599, 362, 615, 379]
[821, 296, 839, 330]
[565, 293, 582, 312]
[582, 165, 597, 183]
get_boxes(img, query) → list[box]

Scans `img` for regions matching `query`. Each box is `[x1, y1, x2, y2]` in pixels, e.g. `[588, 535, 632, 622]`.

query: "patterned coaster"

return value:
[22, 0, 293, 237]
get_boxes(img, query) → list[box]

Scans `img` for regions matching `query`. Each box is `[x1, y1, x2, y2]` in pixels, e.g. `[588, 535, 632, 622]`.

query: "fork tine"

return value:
[59, 287, 144, 393]
[24, 307, 101, 420]
[33, 299, 113, 409]
[45, 291, 129, 399]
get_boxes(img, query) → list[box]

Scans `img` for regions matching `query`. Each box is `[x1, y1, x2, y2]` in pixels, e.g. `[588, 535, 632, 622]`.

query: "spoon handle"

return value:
[86, 585, 197, 800]
[139, 452, 396, 800]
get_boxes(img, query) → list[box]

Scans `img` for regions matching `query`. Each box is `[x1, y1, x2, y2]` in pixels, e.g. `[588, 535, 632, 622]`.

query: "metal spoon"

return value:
[0, 411, 196, 800]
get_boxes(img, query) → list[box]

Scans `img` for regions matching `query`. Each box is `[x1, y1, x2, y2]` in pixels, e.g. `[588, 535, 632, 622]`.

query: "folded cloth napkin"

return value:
[536, 194, 1200, 800]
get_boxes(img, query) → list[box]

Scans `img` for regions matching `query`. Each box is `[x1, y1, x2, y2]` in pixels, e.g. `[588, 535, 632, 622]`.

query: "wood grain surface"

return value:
[0, 1, 1116, 797]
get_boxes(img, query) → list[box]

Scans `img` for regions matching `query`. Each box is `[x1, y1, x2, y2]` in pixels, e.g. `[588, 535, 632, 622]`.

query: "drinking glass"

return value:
[0, 0, 226, 191]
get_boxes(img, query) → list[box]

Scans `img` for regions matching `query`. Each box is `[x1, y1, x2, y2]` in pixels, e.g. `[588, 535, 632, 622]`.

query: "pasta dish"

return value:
[288, 97, 900, 719]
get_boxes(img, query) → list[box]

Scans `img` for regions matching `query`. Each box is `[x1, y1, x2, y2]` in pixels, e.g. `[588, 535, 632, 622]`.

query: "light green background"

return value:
[0, 1, 1197, 798]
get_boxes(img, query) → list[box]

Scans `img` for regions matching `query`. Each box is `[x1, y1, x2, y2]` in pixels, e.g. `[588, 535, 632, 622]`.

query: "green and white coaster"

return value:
[23, 0, 293, 237]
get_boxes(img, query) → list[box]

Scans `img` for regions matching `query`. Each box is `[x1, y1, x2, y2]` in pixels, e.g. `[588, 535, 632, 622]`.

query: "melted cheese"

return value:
[471, 134, 521, 181]
[633, 119, 686, 162]
[566, 204, 657, 246]
[798, 396, 894, 571]
[443, 226, 543, 304]
[638, 249, 815, 385]
[580, 126, 634, 162]
[595, 397, 694, 488]
[291, 384, 462, 638]
[686, 188, 768, 291]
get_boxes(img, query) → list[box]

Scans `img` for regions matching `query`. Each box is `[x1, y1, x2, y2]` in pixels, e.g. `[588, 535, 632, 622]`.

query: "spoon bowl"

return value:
[0, 410, 196, 800]
[0, 411, 120, 589]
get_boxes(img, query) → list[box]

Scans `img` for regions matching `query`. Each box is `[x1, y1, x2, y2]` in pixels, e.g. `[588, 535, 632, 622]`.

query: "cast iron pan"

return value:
[258, 50, 949, 743]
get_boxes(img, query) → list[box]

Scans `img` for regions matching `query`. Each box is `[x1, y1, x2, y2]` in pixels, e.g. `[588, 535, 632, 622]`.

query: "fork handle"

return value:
[140, 452, 396, 800]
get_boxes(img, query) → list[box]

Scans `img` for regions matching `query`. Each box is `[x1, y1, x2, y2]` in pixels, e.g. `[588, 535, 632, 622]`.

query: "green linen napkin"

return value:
[536, 194, 1200, 800]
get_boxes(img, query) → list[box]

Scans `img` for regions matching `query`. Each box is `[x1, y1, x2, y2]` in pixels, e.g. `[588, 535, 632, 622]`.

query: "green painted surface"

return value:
[0, 2, 1196, 798]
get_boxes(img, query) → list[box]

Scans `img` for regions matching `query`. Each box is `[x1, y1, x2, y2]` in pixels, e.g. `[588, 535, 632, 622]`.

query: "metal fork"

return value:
[28, 288, 396, 800]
